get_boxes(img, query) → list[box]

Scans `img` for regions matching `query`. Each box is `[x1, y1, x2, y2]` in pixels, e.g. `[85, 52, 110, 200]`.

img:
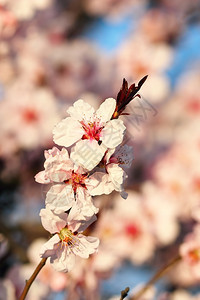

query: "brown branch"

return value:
[120, 287, 130, 299]
[129, 255, 181, 300]
[19, 257, 47, 300]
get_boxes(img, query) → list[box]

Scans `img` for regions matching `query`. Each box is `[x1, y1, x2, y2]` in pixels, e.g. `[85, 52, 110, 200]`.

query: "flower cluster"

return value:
[35, 78, 145, 272]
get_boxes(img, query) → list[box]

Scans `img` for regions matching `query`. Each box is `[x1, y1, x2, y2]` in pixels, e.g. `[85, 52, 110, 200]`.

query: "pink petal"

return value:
[40, 207, 66, 233]
[35, 171, 50, 184]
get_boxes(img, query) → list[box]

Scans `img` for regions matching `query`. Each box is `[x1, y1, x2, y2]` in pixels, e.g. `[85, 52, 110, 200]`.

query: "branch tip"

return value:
[120, 286, 130, 300]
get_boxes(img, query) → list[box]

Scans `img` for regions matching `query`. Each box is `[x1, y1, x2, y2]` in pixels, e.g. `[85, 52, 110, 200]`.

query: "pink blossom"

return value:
[35, 146, 105, 215]
[39, 207, 99, 272]
[93, 192, 155, 264]
[53, 98, 125, 170]
[0, 84, 60, 150]
[142, 182, 179, 246]
[90, 144, 133, 199]
[180, 225, 200, 279]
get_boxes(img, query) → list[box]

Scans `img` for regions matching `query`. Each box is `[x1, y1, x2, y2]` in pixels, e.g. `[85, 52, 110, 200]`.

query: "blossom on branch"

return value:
[39, 206, 99, 272]
[90, 145, 133, 199]
[53, 98, 125, 170]
[35, 147, 105, 215]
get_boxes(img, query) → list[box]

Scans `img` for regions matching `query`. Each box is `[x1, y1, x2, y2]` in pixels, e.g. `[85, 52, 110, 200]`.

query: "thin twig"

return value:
[130, 255, 181, 300]
[19, 257, 47, 300]
[120, 287, 130, 299]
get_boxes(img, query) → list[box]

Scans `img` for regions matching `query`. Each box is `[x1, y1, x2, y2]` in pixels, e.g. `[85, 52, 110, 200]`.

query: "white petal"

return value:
[67, 99, 95, 121]
[44, 147, 61, 160]
[40, 207, 66, 233]
[68, 191, 98, 232]
[53, 117, 84, 147]
[102, 119, 125, 148]
[46, 184, 75, 213]
[72, 234, 99, 258]
[74, 213, 97, 233]
[40, 234, 60, 257]
[85, 172, 104, 191]
[71, 140, 107, 171]
[35, 171, 50, 184]
[107, 163, 124, 191]
[86, 172, 108, 195]
[90, 173, 115, 196]
[48, 170, 71, 183]
[76, 188, 99, 218]
[51, 246, 76, 272]
[96, 98, 116, 123]
[104, 148, 116, 164]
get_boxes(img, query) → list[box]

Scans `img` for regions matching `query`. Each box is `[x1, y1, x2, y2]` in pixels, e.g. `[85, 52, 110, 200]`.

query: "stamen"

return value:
[58, 227, 88, 253]
[80, 118, 103, 141]
[65, 171, 87, 192]
[59, 227, 79, 248]
[188, 248, 200, 264]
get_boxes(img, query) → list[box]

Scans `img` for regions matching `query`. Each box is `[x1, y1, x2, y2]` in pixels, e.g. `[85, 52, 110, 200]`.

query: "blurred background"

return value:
[1, 0, 200, 299]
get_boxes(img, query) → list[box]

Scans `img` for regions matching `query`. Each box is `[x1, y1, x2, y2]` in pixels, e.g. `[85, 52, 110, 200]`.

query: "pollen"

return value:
[59, 227, 78, 248]
[80, 119, 103, 141]
[66, 171, 87, 192]
[188, 248, 200, 264]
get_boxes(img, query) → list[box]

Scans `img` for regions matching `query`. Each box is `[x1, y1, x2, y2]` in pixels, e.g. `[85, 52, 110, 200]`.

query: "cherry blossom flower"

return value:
[0, 6, 17, 38]
[90, 144, 133, 199]
[94, 192, 155, 265]
[180, 225, 200, 279]
[39, 206, 99, 272]
[53, 98, 126, 170]
[142, 182, 179, 246]
[0, 83, 60, 150]
[35, 146, 105, 215]
[46, 40, 114, 101]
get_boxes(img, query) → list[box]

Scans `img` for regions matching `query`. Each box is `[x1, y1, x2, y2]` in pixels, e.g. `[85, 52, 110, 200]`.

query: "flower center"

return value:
[188, 248, 200, 264]
[59, 227, 78, 248]
[125, 223, 141, 239]
[65, 171, 87, 193]
[22, 108, 39, 123]
[80, 119, 103, 141]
